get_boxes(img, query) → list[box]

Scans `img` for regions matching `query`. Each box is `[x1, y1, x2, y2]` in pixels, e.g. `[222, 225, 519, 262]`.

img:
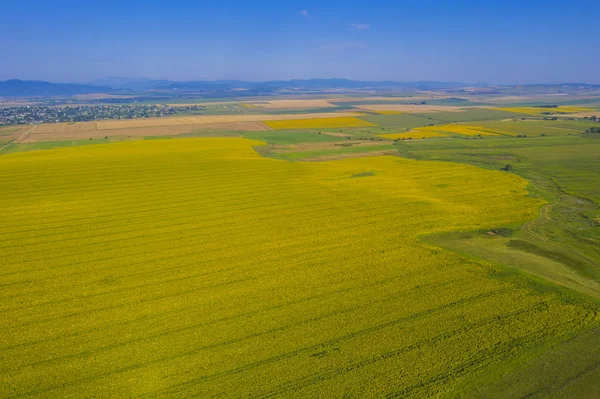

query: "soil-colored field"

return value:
[34, 122, 98, 134]
[0, 126, 22, 135]
[2, 138, 598, 398]
[20, 113, 370, 142]
[94, 112, 362, 130]
[22, 122, 269, 143]
[0, 126, 38, 150]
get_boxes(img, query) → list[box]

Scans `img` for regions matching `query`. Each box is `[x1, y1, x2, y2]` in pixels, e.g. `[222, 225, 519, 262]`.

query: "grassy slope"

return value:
[1, 138, 598, 397]
[397, 134, 600, 292]
[394, 132, 600, 397]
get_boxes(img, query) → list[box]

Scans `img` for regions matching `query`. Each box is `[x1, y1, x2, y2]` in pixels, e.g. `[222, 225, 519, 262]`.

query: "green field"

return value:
[274, 143, 396, 160]
[397, 134, 600, 299]
[464, 119, 596, 136]
[243, 129, 343, 144]
[421, 108, 524, 122]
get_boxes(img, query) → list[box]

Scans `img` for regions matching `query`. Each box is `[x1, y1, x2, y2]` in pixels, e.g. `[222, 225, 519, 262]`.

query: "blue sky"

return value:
[1, 0, 599, 84]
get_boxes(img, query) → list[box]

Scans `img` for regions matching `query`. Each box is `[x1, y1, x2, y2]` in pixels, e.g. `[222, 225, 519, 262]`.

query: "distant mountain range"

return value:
[98, 78, 471, 91]
[0, 78, 472, 97]
[0, 80, 115, 97]
[1, 79, 599, 97]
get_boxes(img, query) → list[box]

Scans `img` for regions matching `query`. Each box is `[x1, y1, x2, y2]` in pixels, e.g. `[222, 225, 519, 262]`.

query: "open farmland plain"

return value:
[1, 137, 599, 398]
[1, 95, 600, 398]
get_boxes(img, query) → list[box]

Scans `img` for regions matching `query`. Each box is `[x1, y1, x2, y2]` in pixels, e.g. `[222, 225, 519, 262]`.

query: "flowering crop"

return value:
[0, 138, 596, 398]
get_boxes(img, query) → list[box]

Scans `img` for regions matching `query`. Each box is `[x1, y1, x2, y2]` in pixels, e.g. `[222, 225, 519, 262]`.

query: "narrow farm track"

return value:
[0, 138, 598, 398]
[0, 125, 38, 153]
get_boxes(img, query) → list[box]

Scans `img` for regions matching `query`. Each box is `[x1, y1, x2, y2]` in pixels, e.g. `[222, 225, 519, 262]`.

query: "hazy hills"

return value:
[2, 78, 599, 98]
[0, 80, 114, 97]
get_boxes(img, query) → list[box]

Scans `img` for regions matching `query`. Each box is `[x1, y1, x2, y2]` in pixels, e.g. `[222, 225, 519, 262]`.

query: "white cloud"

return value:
[350, 23, 371, 30]
[300, 10, 311, 18]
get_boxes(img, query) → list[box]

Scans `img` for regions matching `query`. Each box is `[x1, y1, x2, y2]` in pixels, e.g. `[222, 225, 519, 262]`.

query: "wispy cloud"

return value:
[300, 10, 311, 18]
[350, 23, 371, 30]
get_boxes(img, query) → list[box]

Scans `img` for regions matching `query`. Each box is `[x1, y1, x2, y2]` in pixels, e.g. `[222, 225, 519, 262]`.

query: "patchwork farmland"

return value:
[1, 92, 600, 398]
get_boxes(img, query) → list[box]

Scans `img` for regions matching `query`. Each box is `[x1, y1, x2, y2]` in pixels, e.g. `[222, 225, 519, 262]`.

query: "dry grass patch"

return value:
[35, 122, 97, 134]
[21, 122, 269, 142]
